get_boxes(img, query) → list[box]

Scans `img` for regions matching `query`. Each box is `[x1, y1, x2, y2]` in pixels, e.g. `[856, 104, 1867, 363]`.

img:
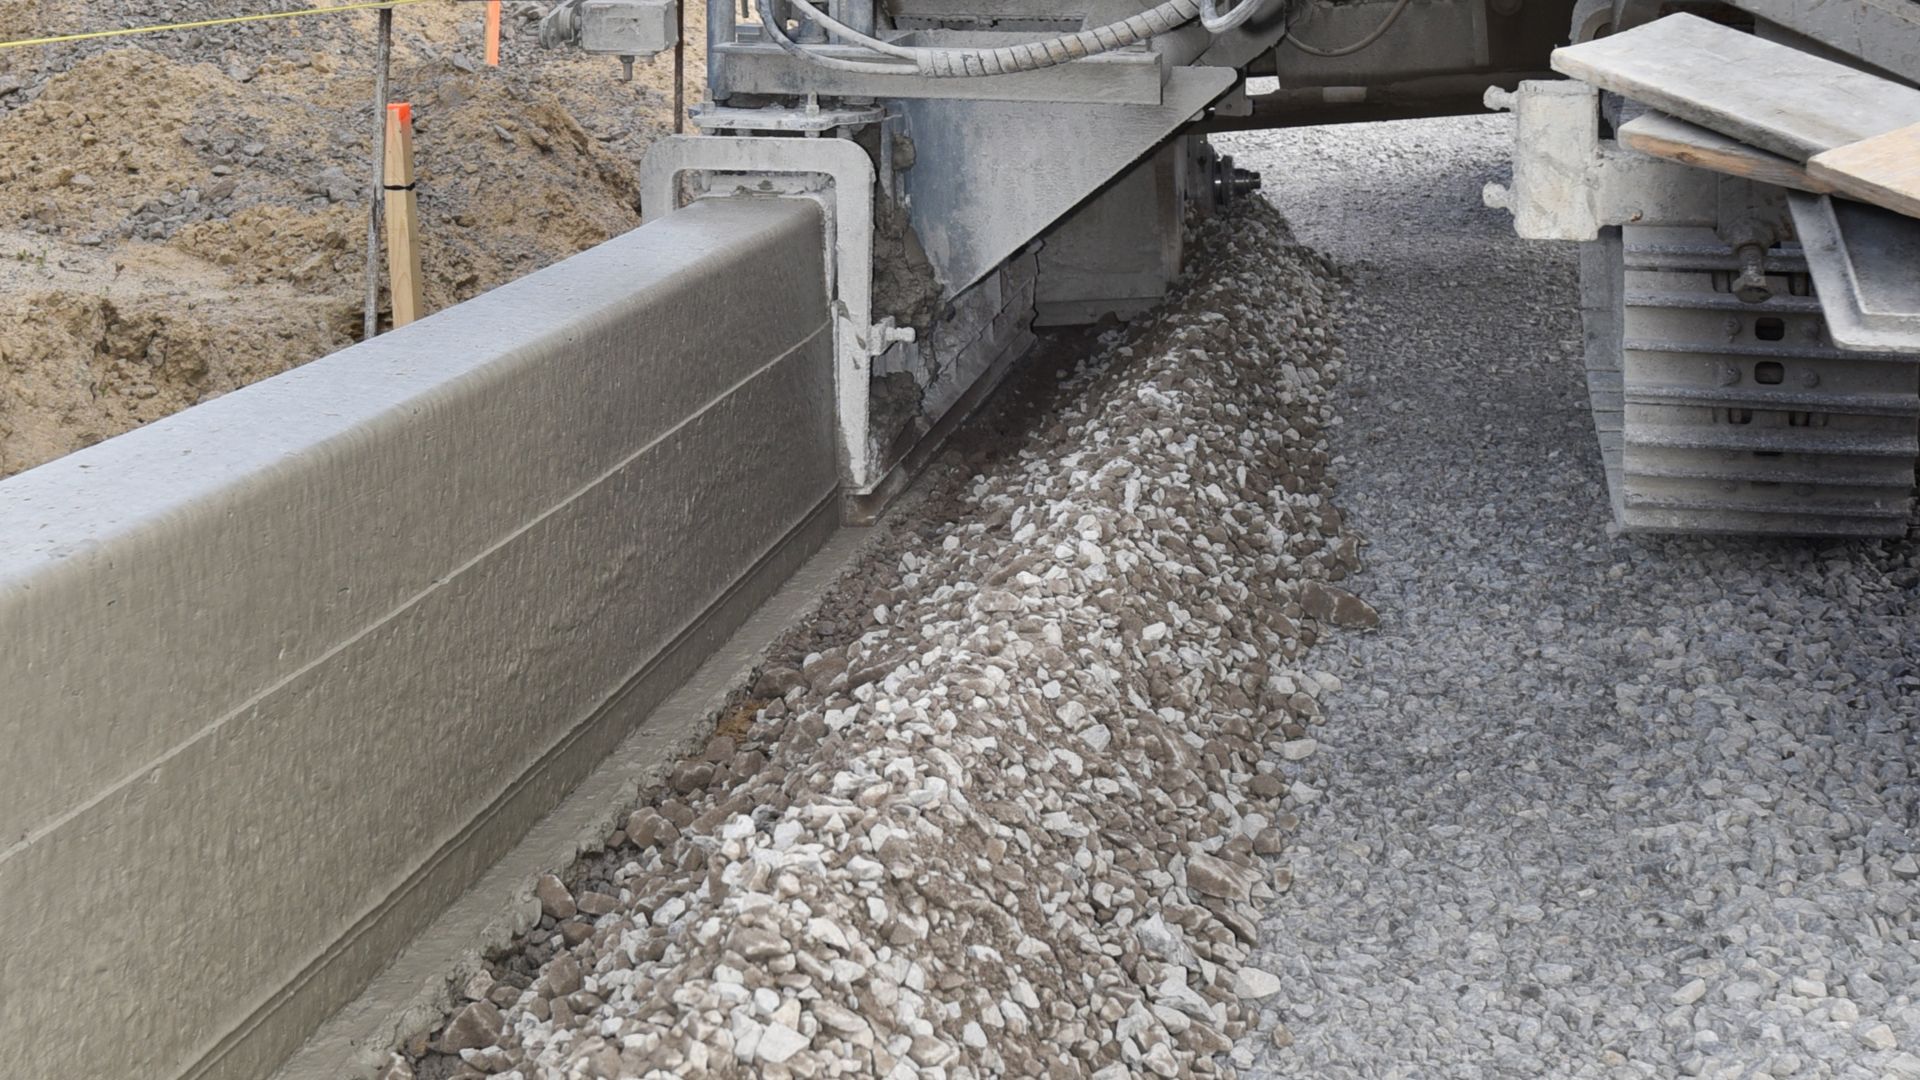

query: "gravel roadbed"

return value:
[1224, 117, 1920, 1080]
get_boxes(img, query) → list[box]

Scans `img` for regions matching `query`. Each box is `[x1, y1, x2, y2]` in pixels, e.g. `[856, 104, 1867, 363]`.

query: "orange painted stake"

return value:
[484, 0, 500, 65]
[383, 102, 425, 327]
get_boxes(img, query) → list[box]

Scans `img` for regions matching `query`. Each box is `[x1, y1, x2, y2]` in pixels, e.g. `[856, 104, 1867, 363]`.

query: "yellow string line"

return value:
[0, 0, 444, 51]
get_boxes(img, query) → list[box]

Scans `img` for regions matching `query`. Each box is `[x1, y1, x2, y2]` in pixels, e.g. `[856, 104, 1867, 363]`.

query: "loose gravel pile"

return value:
[1222, 117, 1920, 1079]
[403, 202, 1373, 1080]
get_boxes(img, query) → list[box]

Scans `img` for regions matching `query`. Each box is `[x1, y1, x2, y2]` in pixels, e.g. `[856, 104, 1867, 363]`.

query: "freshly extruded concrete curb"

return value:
[0, 197, 835, 1080]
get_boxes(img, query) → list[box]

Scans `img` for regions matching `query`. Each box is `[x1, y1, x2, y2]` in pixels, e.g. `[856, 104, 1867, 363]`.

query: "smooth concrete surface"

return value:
[0, 196, 834, 1080]
[273, 522, 881, 1080]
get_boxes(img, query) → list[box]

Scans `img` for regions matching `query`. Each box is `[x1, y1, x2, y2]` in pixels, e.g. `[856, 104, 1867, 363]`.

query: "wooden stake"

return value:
[383, 102, 425, 328]
[485, 0, 501, 66]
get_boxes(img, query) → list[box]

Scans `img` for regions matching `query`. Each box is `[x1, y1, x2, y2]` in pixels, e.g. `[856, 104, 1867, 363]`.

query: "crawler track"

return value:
[1583, 227, 1920, 536]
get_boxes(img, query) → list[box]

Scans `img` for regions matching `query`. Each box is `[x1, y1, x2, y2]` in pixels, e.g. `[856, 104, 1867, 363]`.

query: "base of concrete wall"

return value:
[270, 516, 878, 1080]
[198, 494, 839, 1080]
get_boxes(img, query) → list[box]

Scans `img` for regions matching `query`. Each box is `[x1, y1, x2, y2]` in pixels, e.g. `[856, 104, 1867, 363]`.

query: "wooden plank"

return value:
[1551, 12, 1920, 161]
[1807, 121, 1920, 219]
[383, 102, 425, 328]
[1618, 111, 1835, 194]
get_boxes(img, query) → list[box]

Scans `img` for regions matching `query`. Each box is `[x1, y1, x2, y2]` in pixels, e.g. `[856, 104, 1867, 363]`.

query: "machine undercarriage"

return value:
[545, 0, 1571, 515]
[1491, 3, 1920, 536]
[538, 0, 1920, 535]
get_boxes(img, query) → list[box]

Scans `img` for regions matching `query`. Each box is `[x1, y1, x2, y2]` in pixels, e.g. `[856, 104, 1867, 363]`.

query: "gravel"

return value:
[402, 201, 1362, 1079]
[389, 112, 1920, 1080]
[1220, 115, 1920, 1079]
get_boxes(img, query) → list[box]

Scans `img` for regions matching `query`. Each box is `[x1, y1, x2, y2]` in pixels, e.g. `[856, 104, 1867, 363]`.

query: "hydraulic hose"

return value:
[1282, 0, 1411, 56]
[1199, 0, 1263, 34]
[757, 0, 917, 72]
[766, 0, 1208, 77]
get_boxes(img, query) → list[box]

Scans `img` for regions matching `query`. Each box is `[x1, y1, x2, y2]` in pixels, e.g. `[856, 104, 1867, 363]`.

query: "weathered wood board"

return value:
[1618, 111, 1834, 194]
[1552, 12, 1920, 161]
[1808, 121, 1920, 220]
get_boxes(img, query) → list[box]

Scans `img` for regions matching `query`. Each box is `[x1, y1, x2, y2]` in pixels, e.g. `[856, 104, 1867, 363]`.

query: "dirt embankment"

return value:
[0, 0, 704, 477]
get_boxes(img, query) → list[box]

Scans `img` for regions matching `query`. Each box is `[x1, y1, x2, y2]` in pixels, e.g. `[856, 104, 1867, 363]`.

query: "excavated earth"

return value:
[396, 202, 1372, 1080]
[0, 0, 700, 477]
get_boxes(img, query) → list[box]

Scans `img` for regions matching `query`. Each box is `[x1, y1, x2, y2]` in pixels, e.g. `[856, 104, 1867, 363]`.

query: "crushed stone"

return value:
[403, 199, 1366, 1079]
[1224, 114, 1920, 1080]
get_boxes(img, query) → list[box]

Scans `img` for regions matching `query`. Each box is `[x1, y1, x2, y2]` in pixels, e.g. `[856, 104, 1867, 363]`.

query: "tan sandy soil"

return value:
[0, 0, 705, 477]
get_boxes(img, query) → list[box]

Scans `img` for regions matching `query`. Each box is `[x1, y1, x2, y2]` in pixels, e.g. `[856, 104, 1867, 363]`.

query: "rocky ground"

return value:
[1222, 117, 1920, 1079]
[393, 200, 1375, 1080]
[375, 114, 1920, 1080]
[0, 0, 698, 477]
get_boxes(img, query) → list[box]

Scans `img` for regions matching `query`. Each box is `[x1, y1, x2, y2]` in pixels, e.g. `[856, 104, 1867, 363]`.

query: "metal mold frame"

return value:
[642, 135, 914, 498]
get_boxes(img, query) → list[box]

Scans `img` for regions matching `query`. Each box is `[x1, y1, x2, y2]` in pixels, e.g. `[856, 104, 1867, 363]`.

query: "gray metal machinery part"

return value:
[564, 0, 1920, 539]
[1493, 0, 1920, 536]
[596, 0, 1575, 518]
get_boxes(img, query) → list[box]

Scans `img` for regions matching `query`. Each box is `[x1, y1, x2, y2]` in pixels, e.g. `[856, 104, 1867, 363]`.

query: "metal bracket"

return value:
[640, 135, 899, 491]
[1789, 191, 1920, 355]
[688, 102, 886, 134]
[1482, 80, 1714, 241]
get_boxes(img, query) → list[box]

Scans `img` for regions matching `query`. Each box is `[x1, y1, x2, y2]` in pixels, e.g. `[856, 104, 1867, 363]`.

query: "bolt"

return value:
[1800, 370, 1821, 388]
[1733, 243, 1772, 304]
[1717, 363, 1741, 386]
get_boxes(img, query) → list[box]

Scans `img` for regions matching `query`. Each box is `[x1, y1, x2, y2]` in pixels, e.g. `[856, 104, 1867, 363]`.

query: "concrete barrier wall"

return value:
[0, 197, 834, 1080]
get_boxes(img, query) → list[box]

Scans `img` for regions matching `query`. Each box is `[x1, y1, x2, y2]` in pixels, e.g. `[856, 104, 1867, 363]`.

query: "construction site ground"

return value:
[0, 0, 700, 477]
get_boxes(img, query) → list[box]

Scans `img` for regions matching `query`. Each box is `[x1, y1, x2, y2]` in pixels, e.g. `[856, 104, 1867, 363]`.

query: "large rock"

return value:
[533, 874, 575, 920]
[545, 955, 583, 998]
[438, 1001, 504, 1053]
[1297, 581, 1378, 629]
[753, 665, 805, 697]
[1234, 967, 1284, 1000]
[625, 808, 678, 849]
[1187, 852, 1259, 903]
[756, 1022, 810, 1064]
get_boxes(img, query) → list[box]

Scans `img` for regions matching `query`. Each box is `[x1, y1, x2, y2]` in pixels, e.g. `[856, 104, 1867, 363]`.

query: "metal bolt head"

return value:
[1733, 244, 1773, 304]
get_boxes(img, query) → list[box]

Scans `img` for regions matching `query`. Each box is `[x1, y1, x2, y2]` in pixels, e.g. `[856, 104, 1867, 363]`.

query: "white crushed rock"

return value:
[1225, 116, 1920, 1079]
[419, 200, 1368, 1079]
